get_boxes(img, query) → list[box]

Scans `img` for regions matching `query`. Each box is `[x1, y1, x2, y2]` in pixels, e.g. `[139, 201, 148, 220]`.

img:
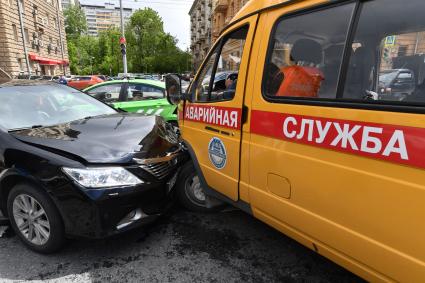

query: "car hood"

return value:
[11, 114, 180, 164]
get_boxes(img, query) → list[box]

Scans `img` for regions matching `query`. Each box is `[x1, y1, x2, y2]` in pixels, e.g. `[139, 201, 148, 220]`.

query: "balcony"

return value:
[214, 0, 228, 13]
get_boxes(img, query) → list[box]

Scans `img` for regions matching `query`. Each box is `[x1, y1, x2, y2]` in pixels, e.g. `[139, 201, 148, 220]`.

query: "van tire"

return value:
[176, 162, 215, 213]
[7, 183, 65, 254]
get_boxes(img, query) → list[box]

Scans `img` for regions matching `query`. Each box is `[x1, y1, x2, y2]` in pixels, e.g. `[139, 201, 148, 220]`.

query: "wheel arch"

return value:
[181, 139, 252, 214]
[0, 171, 42, 217]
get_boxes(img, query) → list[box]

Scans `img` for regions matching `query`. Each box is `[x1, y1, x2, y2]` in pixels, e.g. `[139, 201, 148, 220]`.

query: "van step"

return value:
[0, 217, 9, 226]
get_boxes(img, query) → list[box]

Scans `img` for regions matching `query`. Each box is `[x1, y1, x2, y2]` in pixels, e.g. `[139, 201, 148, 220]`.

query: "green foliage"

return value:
[64, 5, 87, 39]
[65, 7, 192, 75]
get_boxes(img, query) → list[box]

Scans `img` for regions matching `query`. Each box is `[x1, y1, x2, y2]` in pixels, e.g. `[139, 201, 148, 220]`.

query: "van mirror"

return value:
[165, 74, 183, 105]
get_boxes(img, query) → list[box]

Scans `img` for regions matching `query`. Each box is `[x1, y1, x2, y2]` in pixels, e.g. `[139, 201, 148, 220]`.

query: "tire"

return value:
[176, 162, 215, 213]
[7, 183, 65, 253]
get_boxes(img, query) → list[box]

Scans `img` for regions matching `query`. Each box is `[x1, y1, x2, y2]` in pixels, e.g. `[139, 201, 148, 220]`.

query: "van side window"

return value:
[190, 26, 248, 102]
[263, 4, 355, 99]
[342, 0, 425, 104]
[191, 49, 219, 102]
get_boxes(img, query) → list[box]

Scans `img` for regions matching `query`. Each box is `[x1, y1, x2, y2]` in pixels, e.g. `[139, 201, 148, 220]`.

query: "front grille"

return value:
[140, 159, 177, 180]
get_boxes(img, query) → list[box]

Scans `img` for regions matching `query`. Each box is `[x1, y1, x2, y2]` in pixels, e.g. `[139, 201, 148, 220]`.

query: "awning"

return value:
[29, 53, 69, 66]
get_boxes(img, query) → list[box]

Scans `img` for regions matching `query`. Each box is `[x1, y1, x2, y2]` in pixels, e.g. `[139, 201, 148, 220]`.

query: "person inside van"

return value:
[273, 39, 325, 98]
[223, 72, 238, 100]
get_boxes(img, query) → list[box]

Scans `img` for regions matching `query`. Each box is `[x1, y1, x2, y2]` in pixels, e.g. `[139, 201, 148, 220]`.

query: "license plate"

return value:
[167, 170, 179, 193]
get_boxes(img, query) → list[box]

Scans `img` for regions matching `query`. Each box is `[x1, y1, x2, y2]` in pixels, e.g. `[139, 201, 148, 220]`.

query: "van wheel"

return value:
[176, 162, 214, 212]
[7, 183, 65, 253]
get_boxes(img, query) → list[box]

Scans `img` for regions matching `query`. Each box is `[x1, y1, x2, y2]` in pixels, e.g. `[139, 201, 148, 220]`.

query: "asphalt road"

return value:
[0, 207, 364, 283]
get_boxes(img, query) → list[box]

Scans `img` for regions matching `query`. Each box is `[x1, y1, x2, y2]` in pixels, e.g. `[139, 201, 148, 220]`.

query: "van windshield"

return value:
[0, 84, 117, 131]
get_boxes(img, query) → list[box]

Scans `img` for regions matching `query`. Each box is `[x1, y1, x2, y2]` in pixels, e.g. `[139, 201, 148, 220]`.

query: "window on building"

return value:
[17, 58, 23, 72]
[342, 0, 425, 104]
[263, 3, 355, 99]
[53, 17, 57, 29]
[8, 0, 13, 7]
[45, 13, 49, 26]
[24, 28, 29, 44]
[12, 24, 18, 41]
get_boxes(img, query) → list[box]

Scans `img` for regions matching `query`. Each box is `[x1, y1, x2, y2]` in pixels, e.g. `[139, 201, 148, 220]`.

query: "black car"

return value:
[0, 80, 187, 253]
[378, 69, 416, 101]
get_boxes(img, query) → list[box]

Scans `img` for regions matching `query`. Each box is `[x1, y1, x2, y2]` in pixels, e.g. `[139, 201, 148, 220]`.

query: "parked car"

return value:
[84, 79, 178, 124]
[378, 69, 416, 101]
[67, 75, 104, 90]
[0, 79, 187, 253]
[16, 75, 42, 80]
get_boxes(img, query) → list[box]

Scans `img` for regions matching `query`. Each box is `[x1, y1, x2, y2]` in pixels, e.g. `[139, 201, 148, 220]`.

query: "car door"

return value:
[249, 1, 425, 281]
[86, 83, 123, 102]
[115, 83, 170, 117]
[182, 16, 257, 201]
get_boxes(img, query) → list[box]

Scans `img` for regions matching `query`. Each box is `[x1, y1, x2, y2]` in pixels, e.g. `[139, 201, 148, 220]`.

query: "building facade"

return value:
[81, 2, 132, 37]
[0, 0, 69, 77]
[189, 0, 212, 71]
[61, 0, 79, 10]
[212, 0, 249, 42]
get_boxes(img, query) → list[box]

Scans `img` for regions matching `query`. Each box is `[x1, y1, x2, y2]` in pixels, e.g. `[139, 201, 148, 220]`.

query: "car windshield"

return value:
[0, 84, 117, 131]
[379, 71, 398, 86]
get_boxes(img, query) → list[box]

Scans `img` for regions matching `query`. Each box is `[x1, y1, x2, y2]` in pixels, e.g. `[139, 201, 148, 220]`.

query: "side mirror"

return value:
[165, 74, 183, 105]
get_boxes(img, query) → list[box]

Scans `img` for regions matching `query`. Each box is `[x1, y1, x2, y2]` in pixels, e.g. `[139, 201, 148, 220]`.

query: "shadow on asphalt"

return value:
[0, 206, 365, 282]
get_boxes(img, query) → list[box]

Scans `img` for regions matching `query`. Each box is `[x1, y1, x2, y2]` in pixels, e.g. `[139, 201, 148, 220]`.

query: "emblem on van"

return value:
[208, 137, 227, 170]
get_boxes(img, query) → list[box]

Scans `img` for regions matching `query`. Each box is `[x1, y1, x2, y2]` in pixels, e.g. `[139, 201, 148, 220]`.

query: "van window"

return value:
[342, 0, 425, 104]
[191, 49, 219, 102]
[263, 3, 355, 99]
[191, 26, 248, 102]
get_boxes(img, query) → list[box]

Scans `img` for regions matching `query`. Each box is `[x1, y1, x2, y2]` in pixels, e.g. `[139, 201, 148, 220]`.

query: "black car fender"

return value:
[0, 146, 78, 223]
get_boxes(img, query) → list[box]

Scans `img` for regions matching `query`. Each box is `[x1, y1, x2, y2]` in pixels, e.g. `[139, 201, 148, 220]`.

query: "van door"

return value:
[249, 1, 425, 281]
[182, 16, 257, 201]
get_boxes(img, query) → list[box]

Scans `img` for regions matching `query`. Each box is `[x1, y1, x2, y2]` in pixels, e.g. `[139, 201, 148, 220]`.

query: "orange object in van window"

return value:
[276, 65, 324, 97]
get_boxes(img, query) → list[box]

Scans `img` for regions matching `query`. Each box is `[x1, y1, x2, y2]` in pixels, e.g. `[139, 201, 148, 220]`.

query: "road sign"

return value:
[385, 36, 396, 46]
[119, 37, 126, 44]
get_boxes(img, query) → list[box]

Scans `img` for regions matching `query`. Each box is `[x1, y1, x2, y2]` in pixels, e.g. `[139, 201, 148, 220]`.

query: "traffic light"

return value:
[383, 47, 390, 59]
[121, 43, 126, 55]
[119, 36, 126, 55]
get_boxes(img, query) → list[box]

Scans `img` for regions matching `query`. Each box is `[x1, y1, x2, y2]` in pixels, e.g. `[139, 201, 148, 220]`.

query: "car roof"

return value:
[84, 79, 165, 91]
[230, 0, 330, 31]
[0, 79, 58, 87]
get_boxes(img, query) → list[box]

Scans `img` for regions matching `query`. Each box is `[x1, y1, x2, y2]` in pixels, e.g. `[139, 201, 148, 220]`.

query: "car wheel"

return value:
[176, 162, 215, 212]
[7, 183, 65, 253]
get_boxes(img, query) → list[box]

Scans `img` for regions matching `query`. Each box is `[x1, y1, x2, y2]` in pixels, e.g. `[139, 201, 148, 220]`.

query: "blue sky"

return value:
[80, 0, 193, 50]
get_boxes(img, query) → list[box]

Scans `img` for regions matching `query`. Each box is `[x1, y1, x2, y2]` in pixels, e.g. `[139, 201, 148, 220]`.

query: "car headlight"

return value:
[62, 167, 143, 189]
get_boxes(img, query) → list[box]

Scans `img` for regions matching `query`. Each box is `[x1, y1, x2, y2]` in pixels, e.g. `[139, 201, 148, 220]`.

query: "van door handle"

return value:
[242, 105, 249, 125]
[205, 126, 232, 136]
[205, 126, 220, 133]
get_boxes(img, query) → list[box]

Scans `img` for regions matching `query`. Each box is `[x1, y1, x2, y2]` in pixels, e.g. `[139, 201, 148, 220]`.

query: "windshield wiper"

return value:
[8, 125, 43, 132]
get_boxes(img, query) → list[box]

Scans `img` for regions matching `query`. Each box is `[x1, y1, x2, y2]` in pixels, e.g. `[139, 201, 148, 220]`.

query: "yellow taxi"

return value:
[166, 0, 425, 281]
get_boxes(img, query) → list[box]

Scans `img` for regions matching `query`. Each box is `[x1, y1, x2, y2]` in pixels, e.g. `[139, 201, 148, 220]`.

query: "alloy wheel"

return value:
[12, 194, 51, 246]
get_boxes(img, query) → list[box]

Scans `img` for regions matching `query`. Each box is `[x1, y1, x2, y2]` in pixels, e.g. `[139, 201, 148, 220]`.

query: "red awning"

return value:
[29, 53, 69, 66]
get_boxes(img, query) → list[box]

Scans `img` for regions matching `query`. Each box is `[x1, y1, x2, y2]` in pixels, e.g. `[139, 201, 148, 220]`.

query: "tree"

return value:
[63, 5, 87, 39]
[65, 6, 192, 75]
[98, 28, 122, 75]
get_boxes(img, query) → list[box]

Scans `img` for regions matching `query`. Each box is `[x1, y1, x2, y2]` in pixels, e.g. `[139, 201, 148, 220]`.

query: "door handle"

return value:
[205, 126, 233, 136]
[242, 105, 249, 125]
[205, 126, 220, 133]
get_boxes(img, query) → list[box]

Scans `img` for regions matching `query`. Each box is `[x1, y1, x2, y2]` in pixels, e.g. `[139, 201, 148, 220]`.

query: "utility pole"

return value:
[119, 0, 128, 76]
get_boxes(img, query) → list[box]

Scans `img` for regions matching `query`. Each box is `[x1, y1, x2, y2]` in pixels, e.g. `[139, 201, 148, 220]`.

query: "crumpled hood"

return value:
[11, 114, 180, 164]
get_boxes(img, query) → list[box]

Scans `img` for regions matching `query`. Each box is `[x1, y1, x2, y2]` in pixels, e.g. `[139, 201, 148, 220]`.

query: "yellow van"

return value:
[166, 0, 425, 281]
